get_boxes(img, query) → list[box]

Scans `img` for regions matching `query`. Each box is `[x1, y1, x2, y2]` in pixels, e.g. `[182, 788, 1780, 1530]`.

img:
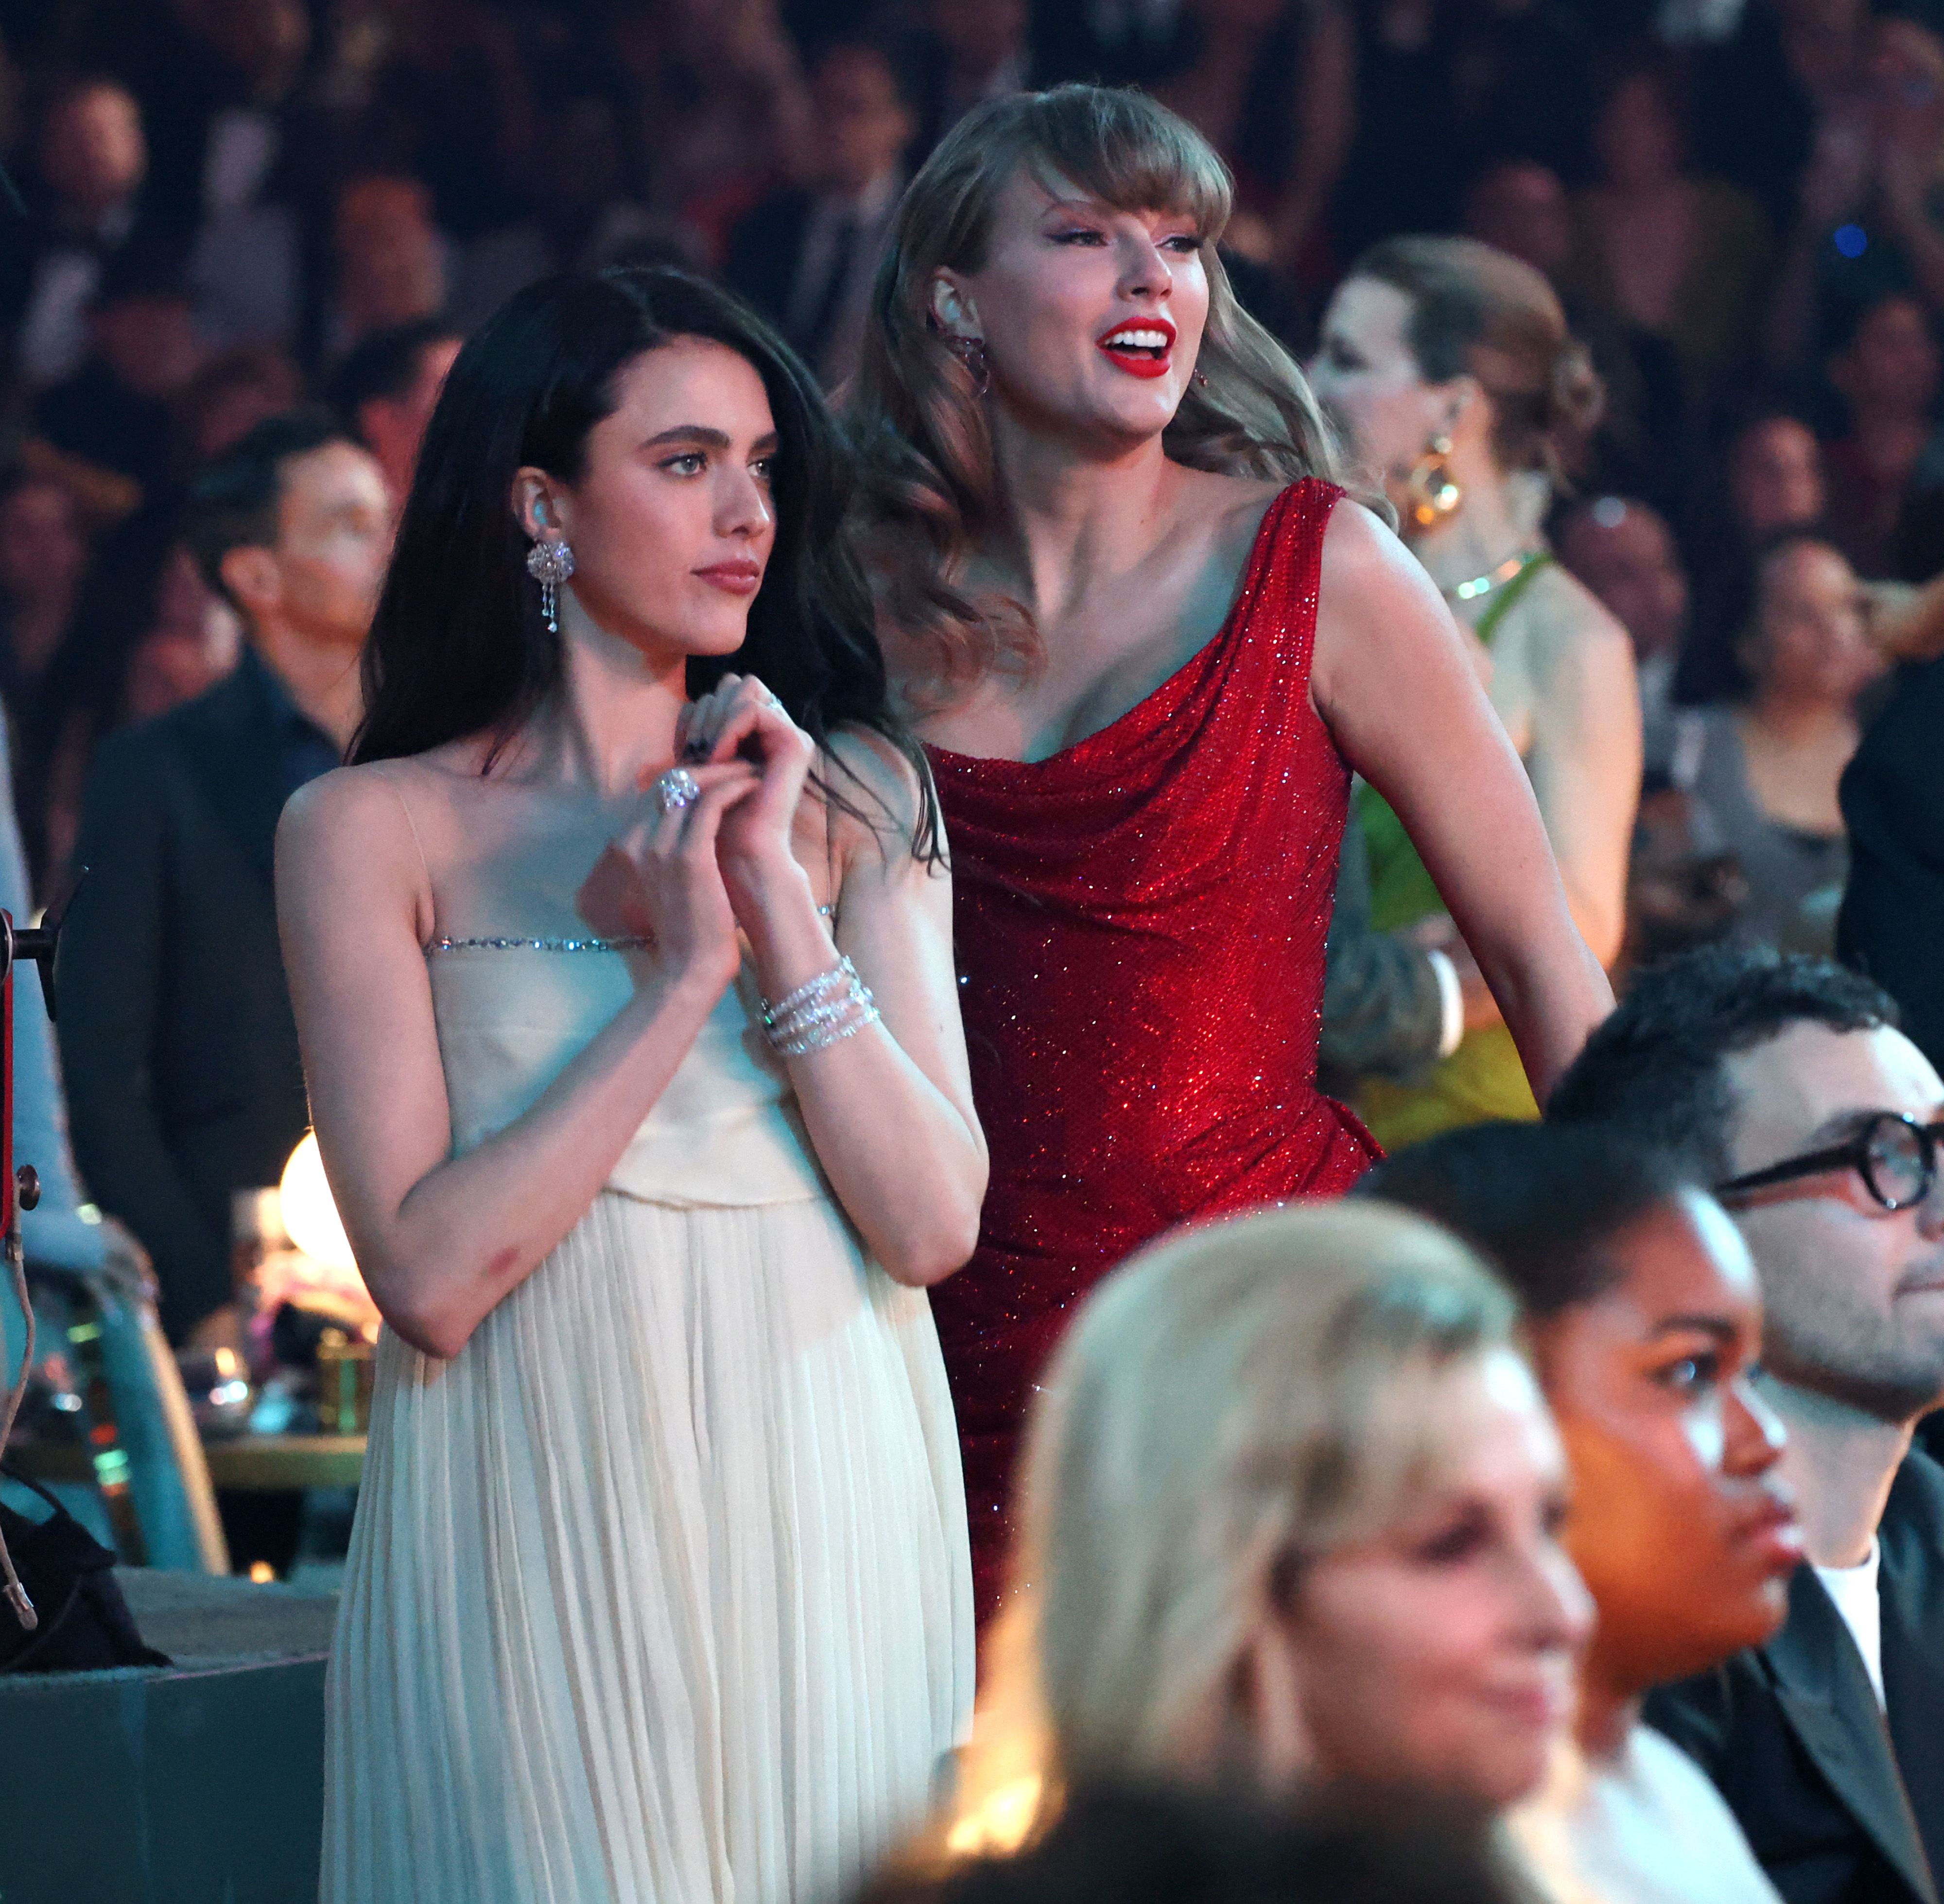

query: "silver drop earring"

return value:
[526, 537, 576, 634]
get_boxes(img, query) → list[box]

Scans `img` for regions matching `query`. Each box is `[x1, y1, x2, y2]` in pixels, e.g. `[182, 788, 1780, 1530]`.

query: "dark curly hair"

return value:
[1546, 945, 1900, 1178]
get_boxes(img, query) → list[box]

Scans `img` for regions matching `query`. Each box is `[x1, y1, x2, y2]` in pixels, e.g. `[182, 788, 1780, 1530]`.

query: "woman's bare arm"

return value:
[1515, 575, 1642, 969]
[276, 760, 755, 1360]
[1311, 503, 1614, 1102]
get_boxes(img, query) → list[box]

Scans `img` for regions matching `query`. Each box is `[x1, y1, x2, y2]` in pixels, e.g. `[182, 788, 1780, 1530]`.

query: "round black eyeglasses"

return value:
[1716, 1113, 1944, 1213]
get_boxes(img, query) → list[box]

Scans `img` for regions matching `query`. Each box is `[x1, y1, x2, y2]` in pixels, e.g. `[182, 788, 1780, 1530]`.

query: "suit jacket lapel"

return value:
[1767, 1565, 1939, 1904]
[1881, 1460, 1944, 1896]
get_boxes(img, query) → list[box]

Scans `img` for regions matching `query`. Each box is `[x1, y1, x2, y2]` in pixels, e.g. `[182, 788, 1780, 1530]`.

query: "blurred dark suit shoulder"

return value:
[58, 664, 312, 1341]
[1647, 1449, 1944, 1904]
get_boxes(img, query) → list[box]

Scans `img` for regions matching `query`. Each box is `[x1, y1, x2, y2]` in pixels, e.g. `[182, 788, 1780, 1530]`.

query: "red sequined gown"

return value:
[927, 479, 1381, 1616]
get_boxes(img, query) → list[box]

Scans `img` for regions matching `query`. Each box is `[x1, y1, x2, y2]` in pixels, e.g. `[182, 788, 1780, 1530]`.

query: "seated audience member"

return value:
[1549, 947, 1944, 1904]
[2, 75, 154, 390]
[724, 38, 917, 389]
[30, 243, 202, 510]
[1681, 411, 1826, 708]
[1562, 50, 1772, 397]
[174, 345, 306, 471]
[901, 0, 1029, 163]
[58, 412, 390, 1347]
[1821, 294, 1944, 581]
[319, 175, 450, 368]
[1840, 654, 1944, 1074]
[1664, 535, 1884, 955]
[327, 317, 462, 505]
[862, 1782, 1521, 1904]
[1362, 1125, 1798, 1904]
[0, 466, 90, 735]
[1556, 495, 1691, 774]
[947, 1204, 1591, 1851]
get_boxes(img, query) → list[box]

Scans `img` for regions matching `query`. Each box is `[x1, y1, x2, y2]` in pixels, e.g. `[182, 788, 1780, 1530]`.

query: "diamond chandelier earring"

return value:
[526, 537, 576, 634]
[1404, 435, 1462, 531]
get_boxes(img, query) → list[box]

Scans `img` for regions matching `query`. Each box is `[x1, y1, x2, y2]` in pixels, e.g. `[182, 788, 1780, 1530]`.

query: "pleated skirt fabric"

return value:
[320, 1189, 974, 1904]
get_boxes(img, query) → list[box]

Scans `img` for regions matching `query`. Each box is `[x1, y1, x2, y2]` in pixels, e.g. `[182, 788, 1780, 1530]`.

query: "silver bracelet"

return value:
[761, 956, 880, 1057]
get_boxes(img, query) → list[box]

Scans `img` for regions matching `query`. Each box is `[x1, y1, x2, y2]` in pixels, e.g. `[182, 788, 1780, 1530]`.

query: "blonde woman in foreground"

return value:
[938, 1202, 1593, 1870]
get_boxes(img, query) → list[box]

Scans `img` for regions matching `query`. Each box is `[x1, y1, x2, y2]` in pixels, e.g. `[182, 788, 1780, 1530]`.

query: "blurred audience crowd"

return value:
[5, 0, 1944, 948]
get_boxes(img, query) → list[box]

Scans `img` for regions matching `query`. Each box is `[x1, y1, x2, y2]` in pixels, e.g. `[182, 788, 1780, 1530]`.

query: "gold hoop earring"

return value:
[1404, 435, 1462, 530]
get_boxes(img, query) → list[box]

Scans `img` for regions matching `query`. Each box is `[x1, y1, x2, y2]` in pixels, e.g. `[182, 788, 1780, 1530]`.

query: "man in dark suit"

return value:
[1840, 655, 1944, 1077]
[59, 411, 391, 1347]
[1549, 946, 1944, 1904]
[723, 38, 916, 390]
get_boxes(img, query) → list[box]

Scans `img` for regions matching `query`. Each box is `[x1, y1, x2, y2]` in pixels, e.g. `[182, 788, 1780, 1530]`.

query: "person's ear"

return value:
[512, 467, 567, 542]
[929, 272, 981, 342]
[1434, 374, 1486, 450]
[219, 543, 281, 621]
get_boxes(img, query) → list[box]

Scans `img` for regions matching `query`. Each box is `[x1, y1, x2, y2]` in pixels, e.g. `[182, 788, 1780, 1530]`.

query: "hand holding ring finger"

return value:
[654, 767, 700, 814]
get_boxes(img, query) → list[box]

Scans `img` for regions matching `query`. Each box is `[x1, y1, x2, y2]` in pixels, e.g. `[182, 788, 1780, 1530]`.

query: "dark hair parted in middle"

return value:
[1349, 236, 1604, 482]
[351, 266, 938, 856]
[1546, 946, 1900, 1180]
[1357, 1122, 1697, 1322]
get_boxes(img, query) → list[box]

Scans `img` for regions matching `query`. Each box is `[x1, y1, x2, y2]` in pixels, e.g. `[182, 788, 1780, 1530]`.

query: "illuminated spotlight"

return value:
[279, 1131, 358, 1271]
[1835, 224, 1868, 258]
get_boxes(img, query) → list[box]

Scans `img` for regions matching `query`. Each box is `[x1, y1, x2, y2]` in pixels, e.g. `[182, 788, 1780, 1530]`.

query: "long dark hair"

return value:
[351, 267, 939, 858]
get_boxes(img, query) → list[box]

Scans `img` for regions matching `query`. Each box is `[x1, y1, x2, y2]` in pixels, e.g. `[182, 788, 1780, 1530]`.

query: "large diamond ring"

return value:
[654, 767, 700, 814]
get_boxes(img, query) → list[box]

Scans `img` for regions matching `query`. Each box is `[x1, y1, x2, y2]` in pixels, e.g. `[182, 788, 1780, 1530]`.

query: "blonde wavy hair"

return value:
[942, 1204, 1519, 1857]
[846, 85, 1346, 701]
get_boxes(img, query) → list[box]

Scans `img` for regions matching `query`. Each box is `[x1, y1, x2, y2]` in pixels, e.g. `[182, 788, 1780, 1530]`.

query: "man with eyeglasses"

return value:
[1548, 944, 1944, 1904]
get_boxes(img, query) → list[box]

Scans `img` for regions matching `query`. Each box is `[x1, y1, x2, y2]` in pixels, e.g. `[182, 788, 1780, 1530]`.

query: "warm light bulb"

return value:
[278, 1131, 357, 1271]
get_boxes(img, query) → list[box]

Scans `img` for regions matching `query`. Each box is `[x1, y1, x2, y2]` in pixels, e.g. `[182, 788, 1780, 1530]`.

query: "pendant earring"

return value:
[1404, 435, 1462, 530]
[943, 333, 990, 398]
[526, 537, 576, 634]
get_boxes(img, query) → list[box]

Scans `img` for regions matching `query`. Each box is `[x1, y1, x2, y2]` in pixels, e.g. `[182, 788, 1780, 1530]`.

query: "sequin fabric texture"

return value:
[927, 479, 1382, 1617]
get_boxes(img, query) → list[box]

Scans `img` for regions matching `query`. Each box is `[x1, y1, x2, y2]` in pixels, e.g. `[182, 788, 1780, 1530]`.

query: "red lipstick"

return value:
[1096, 315, 1177, 380]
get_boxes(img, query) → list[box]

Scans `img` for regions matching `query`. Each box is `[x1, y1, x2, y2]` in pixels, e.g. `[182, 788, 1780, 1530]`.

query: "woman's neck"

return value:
[1742, 683, 1857, 749]
[1408, 467, 1532, 594]
[982, 415, 1188, 622]
[518, 604, 688, 799]
[1575, 1670, 1640, 1766]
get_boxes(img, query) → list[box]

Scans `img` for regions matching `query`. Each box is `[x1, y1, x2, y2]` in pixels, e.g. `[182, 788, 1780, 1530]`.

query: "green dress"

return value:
[1355, 554, 1552, 1151]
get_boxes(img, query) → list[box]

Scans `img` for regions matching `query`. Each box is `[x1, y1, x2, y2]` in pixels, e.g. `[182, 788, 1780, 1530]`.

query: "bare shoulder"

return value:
[1517, 561, 1635, 681]
[816, 727, 936, 877]
[1318, 496, 1433, 606]
[277, 760, 430, 889]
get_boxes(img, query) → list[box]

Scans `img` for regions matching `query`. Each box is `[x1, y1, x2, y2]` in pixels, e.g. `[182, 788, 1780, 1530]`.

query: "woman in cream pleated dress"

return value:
[277, 268, 981, 1904]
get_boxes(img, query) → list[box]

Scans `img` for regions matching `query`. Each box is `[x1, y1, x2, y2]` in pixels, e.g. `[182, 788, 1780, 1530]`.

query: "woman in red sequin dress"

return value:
[848, 87, 1615, 1615]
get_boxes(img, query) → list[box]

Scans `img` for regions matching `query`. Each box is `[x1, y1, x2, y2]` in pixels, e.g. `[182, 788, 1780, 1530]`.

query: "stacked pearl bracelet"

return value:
[760, 956, 880, 1057]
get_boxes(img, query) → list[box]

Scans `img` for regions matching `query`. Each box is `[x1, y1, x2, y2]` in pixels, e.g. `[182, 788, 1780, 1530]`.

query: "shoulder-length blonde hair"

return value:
[847, 85, 1344, 700]
[957, 1202, 1516, 1839]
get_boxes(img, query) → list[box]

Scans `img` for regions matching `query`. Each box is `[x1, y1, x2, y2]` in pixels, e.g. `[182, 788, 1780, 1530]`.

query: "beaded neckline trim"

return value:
[426, 935, 649, 955]
[424, 904, 835, 957]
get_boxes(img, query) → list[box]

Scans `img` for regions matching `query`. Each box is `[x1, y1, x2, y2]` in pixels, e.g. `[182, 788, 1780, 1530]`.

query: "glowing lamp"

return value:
[278, 1131, 356, 1272]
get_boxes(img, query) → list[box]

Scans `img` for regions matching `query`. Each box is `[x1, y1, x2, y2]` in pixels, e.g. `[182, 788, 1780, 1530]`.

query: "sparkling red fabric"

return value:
[927, 478, 1381, 1618]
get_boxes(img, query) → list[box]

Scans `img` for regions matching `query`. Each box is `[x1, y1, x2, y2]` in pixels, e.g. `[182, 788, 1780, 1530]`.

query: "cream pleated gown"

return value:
[321, 937, 974, 1904]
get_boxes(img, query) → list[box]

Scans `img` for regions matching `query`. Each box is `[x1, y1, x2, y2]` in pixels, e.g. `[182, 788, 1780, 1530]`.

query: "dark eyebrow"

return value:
[751, 432, 780, 456]
[644, 426, 731, 450]
[1648, 1315, 1738, 1341]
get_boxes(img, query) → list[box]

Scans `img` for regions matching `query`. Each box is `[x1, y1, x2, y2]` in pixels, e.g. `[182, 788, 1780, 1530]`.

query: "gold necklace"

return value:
[1445, 546, 1546, 604]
